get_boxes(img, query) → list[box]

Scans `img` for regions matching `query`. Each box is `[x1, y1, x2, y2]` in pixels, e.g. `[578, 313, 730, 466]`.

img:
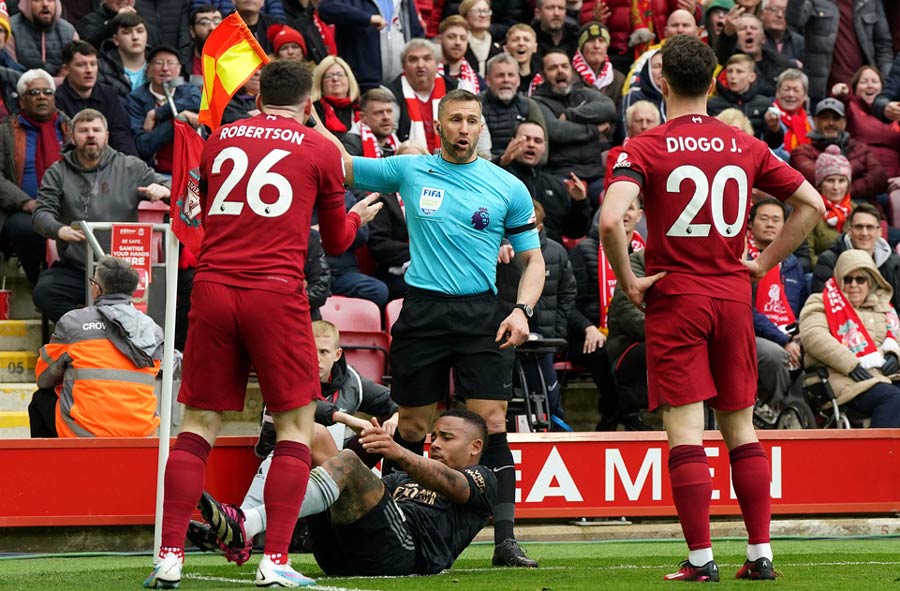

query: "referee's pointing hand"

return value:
[496, 308, 530, 350]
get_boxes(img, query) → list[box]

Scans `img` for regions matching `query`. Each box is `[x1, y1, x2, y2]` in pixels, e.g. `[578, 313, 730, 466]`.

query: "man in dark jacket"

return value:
[760, 0, 803, 68]
[503, 121, 589, 243]
[319, 0, 423, 91]
[76, 0, 137, 49]
[533, 0, 577, 59]
[707, 53, 773, 138]
[98, 12, 149, 97]
[480, 53, 546, 165]
[179, 5, 222, 80]
[531, 49, 615, 203]
[9, 0, 77, 75]
[811, 203, 900, 312]
[790, 97, 887, 203]
[56, 41, 137, 156]
[714, 12, 791, 97]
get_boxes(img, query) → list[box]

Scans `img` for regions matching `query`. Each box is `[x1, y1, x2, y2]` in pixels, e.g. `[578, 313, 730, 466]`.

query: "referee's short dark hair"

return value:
[660, 35, 717, 98]
[259, 60, 313, 108]
[95, 256, 140, 296]
[437, 88, 481, 119]
[438, 408, 488, 450]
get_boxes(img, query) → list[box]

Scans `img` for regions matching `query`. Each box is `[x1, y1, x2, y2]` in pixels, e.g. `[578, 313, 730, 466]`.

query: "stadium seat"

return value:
[138, 201, 169, 264]
[339, 330, 390, 384]
[384, 298, 403, 337]
[320, 295, 382, 332]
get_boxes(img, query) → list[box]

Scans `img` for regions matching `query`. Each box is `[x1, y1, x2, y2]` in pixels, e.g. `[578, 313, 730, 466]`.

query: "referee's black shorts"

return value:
[389, 287, 515, 407]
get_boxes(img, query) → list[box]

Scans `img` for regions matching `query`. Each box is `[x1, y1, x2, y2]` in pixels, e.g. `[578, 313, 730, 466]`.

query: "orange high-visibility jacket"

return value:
[35, 294, 163, 437]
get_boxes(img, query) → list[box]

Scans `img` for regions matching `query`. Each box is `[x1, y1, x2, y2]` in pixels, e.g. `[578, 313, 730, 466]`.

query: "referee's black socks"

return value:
[381, 430, 425, 477]
[481, 432, 516, 544]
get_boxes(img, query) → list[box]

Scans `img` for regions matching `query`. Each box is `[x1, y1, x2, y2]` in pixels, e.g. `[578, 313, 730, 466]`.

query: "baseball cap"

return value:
[705, 0, 735, 17]
[814, 97, 845, 118]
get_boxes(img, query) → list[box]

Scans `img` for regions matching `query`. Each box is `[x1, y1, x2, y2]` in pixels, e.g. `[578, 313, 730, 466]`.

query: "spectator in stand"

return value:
[384, 39, 460, 154]
[806, 145, 854, 260]
[306, 228, 330, 320]
[760, 0, 801, 68]
[790, 97, 887, 206]
[341, 87, 398, 159]
[126, 45, 202, 174]
[318, 0, 424, 92]
[134, 0, 191, 51]
[762, 67, 811, 157]
[179, 6, 222, 81]
[98, 12, 148, 97]
[32, 108, 170, 322]
[311, 56, 360, 141]
[786, 0, 892, 105]
[29, 255, 164, 438]
[568, 201, 647, 430]
[481, 53, 545, 165]
[187, 0, 287, 20]
[495, 200, 575, 424]
[799, 249, 900, 428]
[533, 0, 577, 59]
[76, 0, 137, 50]
[221, 69, 260, 123]
[319, 192, 389, 309]
[621, 9, 699, 98]
[832, 66, 900, 220]
[439, 15, 484, 93]
[460, 0, 502, 78]
[0, 2, 23, 75]
[56, 41, 137, 156]
[268, 23, 308, 61]
[702, 0, 734, 50]
[621, 48, 665, 123]
[715, 11, 790, 97]
[572, 21, 623, 113]
[746, 198, 807, 417]
[604, 99, 660, 194]
[0, 69, 69, 287]
[503, 121, 589, 243]
[234, 0, 284, 54]
[282, 0, 334, 64]
[707, 52, 772, 138]
[484, 0, 526, 40]
[715, 106, 754, 134]
[532, 49, 615, 204]
[10, 0, 77, 76]
[366, 141, 426, 301]
[503, 23, 540, 94]
[872, 52, 900, 124]
[811, 203, 900, 313]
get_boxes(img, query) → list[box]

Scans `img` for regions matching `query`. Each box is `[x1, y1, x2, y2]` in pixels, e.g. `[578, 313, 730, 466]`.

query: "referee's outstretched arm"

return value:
[308, 107, 357, 186]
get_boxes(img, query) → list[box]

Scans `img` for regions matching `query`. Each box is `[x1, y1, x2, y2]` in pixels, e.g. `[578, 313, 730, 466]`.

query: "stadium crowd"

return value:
[10, 0, 900, 441]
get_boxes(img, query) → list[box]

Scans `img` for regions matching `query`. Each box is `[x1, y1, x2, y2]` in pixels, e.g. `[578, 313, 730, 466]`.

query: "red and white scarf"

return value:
[598, 232, 645, 331]
[823, 277, 900, 369]
[451, 59, 480, 93]
[359, 121, 398, 159]
[822, 192, 852, 230]
[747, 235, 796, 330]
[312, 11, 337, 56]
[572, 50, 614, 91]
[528, 72, 543, 96]
[401, 73, 446, 149]
[774, 99, 811, 153]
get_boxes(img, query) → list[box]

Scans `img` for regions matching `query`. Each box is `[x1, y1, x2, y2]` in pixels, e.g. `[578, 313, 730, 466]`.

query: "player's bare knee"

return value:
[181, 407, 223, 442]
[270, 404, 316, 445]
[321, 449, 367, 488]
[466, 400, 507, 434]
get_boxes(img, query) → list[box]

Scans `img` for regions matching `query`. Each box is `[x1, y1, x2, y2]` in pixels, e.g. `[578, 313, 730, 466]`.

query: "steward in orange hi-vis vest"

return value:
[35, 291, 164, 437]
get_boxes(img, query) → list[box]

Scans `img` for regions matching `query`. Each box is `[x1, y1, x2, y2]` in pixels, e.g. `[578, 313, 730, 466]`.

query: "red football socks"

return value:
[668, 445, 712, 551]
[263, 440, 312, 556]
[729, 442, 772, 545]
[161, 432, 211, 549]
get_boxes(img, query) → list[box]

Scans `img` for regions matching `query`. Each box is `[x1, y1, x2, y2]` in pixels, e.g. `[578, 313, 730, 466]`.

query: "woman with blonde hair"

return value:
[312, 55, 361, 138]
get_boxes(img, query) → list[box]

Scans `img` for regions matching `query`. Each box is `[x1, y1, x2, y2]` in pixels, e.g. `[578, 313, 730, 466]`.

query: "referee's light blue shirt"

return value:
[353, 154, 540, 295]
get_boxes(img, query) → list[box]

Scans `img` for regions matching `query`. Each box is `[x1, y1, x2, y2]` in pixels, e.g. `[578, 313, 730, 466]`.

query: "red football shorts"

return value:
[644, 293, 757, 412]
[179, 281, 318, 413]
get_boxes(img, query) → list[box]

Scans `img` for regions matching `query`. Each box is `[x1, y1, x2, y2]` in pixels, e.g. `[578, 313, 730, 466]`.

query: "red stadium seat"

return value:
[339, 330, 390, 384]
[138, 201, 169, 264]
[384, 298, 403, 340]
[320, 296, 382, 332]
[561, 236, 585, 251]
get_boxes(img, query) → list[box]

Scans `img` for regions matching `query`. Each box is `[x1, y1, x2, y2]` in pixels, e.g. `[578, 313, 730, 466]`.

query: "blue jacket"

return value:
[126, 83, 201, 166]
[751, 253, 807, 346]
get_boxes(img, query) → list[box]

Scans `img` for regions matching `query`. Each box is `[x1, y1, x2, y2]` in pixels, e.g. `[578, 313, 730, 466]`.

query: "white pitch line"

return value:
[184, 573, 384, 591]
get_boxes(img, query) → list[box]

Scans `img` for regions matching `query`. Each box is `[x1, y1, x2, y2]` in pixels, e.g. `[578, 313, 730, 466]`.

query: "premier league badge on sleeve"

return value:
[420, 187, 445, 216]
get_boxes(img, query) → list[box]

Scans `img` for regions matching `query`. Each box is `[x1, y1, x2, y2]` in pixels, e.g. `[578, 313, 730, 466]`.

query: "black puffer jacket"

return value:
[496, 229, 575, 339]
[305, 228, 331, 319]
[606, 249, 646, 363]
[98, 40, 136, 98]
[707, 80, 773, 138]
[314, 355, 397, 444]
[480, 90, 545, 164]
[135, 0, 191, 51]
[367, 192, 409, 277]
[504, 160, 590, 243]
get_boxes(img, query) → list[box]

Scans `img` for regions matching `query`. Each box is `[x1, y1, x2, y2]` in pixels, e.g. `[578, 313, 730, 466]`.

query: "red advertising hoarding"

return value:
[109, 224, 154, 311]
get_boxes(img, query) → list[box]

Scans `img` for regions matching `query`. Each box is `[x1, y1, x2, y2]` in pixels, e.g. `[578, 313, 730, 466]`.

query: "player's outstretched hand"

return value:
[360, 417, 401, 459]
[622, 272, 666, 310]
[351, 193, 384, 226]
[496, 308, 530, 349]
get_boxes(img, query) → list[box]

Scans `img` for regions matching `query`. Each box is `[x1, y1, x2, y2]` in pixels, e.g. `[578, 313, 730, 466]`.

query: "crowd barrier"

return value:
[2, 430, 898, 527]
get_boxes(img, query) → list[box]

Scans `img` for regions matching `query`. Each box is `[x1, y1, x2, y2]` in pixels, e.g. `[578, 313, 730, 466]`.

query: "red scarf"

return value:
[774, 99, 811, 153]
[598, 232, 645, 331]
[572, 50, 613, 91]
[319, 96, 358, 134]
[528, 72, 543, 96]
[401, 74, 446, 150]
[359, 122, 398, 158]
[312, 11, 337, 56]
[455, 59, 480, 93]
[747, 235, 796, 329]
[20, 112, 61, 185]
[822, 192, 852, 231]
[823, 277, 900, 369]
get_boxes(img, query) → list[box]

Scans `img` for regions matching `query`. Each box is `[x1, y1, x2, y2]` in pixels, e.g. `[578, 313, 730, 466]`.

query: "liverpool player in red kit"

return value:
[144, 61, 382, 589]
[600, 36, 824, 582]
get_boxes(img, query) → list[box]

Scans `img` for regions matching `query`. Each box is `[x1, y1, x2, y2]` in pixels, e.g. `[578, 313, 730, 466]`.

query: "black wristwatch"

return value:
[514, 303, 534, 318]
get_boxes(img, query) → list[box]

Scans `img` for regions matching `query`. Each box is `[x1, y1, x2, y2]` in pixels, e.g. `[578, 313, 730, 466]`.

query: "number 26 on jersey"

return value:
[208, 146, 293, 218]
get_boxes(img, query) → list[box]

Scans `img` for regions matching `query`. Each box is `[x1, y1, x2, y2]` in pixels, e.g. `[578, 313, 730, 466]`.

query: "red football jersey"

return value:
[611, 114, 805, 302]
[195, 113, 346, 294]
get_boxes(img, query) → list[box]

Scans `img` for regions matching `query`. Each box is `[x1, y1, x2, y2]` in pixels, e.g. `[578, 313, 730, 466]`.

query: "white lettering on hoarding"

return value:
[524, 446, 583, 503]
[605, 448, 662, 501]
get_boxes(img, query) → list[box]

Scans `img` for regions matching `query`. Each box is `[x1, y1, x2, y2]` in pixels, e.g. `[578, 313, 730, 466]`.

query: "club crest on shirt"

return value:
[178, 168, 203, 228]
[420, 187, 445, 215]
[471, 207, 490, 230]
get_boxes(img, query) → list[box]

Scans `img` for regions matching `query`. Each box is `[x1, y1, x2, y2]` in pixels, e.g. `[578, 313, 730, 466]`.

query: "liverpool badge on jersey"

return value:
[419, 187, 445, 215]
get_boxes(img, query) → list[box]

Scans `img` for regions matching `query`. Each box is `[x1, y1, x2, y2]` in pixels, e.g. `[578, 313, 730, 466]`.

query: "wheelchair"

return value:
[802, 366, 869, 429]
[507, 336, 570, 433]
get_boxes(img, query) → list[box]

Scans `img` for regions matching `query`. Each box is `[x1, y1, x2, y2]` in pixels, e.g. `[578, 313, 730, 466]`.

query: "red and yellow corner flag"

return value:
[198, 13, 270, 130]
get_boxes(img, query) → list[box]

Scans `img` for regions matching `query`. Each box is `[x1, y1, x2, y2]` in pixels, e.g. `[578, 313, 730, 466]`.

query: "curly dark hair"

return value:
[660, 35, 718, 98]
[260, 60, 313, 108]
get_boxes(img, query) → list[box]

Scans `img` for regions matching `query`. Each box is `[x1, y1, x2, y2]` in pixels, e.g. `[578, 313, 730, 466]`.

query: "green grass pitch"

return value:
[2, 538, 899, 590]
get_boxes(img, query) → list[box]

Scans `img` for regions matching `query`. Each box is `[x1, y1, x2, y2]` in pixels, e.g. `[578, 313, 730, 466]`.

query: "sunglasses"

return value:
[843, 275, 869, 286]
[25, 88, 54, 96]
